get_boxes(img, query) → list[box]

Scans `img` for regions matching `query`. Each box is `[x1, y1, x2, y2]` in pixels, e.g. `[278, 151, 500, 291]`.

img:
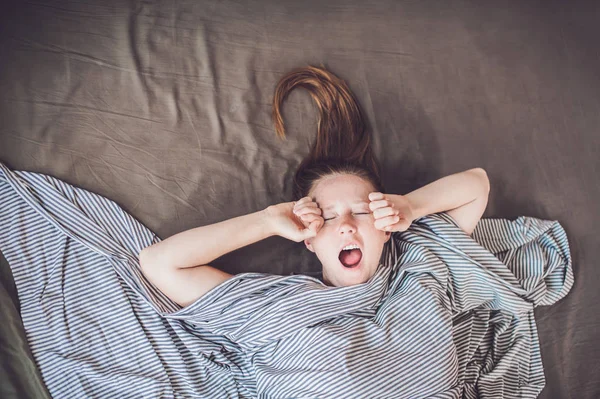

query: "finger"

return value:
[368, 192, 385, 201]
[369, 199, 393, 211]
[294, 201, 319, 210]
[384, 218, 410, 232]
[293, 202, 319, 214]
[302, 219, 321, 238]
[375, 214, 400, 230]
[309, 218, 323, 233]
[296, 196, 313, 205]
[299, 213, 322, 223]
[294, 205, 321, 216]
[373, 207, 400, 219]
[293, 207, 322, 216]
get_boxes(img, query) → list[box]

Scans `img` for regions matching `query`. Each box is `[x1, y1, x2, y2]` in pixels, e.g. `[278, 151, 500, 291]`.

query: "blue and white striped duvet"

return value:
[0, 162, 573, 398]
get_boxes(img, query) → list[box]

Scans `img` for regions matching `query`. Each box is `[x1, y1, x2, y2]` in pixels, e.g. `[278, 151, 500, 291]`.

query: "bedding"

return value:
[1, 1, 598, 397]
[0, 161, 573, 398]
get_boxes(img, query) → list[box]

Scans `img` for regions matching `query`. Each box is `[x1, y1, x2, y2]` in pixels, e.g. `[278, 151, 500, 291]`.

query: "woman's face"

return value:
[304, 174, 391, 287]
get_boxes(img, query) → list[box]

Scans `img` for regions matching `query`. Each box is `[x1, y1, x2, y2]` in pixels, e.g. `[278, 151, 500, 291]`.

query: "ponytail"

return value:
[272, 64, 385, 199]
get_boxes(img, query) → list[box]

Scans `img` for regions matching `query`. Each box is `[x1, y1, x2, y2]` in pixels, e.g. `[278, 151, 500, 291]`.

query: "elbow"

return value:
[139, 246, 164, 287]
[139, 245, 177, 281]
[139, 247, 150, 273]
[139, 246, 157, 276]
[470, 167, 490, 195]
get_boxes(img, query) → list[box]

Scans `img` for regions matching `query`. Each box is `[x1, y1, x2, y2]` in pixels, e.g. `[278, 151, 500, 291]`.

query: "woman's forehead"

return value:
[311, 174, 372, 197]
[313, 185, 372, 209]
[321, 199, 370, 211]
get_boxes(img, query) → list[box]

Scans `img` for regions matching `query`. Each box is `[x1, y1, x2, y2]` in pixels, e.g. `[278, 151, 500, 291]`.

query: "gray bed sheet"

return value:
[0, 0, 598, 398]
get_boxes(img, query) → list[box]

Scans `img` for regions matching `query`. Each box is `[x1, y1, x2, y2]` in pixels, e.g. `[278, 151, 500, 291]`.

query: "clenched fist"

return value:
[368, 192, 415, 232]
[266, 197, 324, 242]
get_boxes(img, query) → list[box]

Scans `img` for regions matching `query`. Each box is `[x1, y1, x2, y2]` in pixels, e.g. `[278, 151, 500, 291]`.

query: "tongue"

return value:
[339, 249, 362, 267]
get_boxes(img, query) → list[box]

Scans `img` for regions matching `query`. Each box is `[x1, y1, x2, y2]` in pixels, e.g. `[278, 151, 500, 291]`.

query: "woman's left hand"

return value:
[368, 192, 415, 232]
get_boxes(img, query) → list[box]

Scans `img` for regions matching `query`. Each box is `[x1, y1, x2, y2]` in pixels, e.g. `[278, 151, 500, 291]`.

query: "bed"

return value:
[0, 0, 597, 398]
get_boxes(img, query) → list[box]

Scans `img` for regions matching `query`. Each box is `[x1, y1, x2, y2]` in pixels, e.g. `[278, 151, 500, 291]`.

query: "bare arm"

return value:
[139, 209, 277, 307]
[403, 168, 490, 235]
[139, 196, 324, 307]
[141, 209, 275, 270]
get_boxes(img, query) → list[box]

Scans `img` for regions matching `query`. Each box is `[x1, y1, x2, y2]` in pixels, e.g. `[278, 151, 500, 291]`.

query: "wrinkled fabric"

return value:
[0, 162, 573, 398]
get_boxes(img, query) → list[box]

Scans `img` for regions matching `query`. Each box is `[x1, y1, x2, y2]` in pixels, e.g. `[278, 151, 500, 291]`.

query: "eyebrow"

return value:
[322, 201, 369, 211]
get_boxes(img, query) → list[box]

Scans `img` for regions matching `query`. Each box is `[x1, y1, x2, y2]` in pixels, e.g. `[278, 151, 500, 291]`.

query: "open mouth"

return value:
[338, 248, 363, 268]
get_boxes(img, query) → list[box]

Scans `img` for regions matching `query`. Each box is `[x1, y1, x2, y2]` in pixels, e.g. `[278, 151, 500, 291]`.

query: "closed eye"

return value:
[324, 213, 370, 221]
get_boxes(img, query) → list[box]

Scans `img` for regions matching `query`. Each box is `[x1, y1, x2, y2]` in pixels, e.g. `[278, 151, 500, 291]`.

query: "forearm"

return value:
[140, 209, 275, 269]
[404, 168, 490, 220]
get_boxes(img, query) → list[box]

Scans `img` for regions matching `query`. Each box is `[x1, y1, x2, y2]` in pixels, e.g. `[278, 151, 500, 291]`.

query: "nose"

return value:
[338, 214, 357, 235]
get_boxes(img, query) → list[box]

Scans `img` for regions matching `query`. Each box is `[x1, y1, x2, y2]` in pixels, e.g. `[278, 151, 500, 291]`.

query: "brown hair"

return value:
[272, 64, 385, 200]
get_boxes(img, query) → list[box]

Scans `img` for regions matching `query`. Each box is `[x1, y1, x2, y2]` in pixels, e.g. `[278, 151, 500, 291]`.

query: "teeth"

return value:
[342, 244, 360, 251]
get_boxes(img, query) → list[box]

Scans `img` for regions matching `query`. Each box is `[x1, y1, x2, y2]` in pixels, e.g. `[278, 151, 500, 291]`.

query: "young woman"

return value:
[139, 65, 490, 308]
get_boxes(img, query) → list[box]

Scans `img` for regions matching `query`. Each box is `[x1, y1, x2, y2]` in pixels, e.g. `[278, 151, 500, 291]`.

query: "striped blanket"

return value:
[0, 162, 573, 398]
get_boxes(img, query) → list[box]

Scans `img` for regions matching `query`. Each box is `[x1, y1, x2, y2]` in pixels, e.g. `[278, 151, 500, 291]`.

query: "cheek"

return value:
[361, 219, 386, 240]
[361, 217, 376, 229]
[311, 232, 329, 250]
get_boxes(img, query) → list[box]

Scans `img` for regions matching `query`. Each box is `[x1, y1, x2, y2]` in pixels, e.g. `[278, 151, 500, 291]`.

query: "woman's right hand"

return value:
[265, 196, 324, 242]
